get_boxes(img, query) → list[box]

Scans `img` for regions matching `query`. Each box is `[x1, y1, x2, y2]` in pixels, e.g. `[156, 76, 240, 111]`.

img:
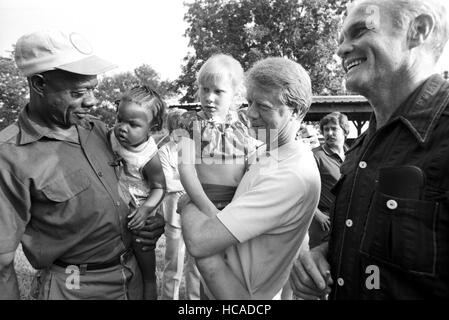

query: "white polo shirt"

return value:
[216, 139, 320, 299]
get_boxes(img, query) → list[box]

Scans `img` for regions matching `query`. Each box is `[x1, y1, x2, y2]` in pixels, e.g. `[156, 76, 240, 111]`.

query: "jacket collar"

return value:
[353, 74, 449, 149]
[395, 74, 449, 146]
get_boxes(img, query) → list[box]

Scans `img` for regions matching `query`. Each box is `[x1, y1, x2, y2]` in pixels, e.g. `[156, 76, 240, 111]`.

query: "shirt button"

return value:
[386, 200, 398, 210]
[345, 219, 353, 227]
[337, 278, 345, 286]
[98, 171, 103, 177]
[359, 161, 367, 169]
[116, 201, 121, 207]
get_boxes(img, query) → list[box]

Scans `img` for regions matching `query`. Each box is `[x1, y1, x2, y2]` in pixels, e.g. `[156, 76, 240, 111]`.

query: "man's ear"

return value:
[29, 74, 46, 96]
[408, 14, 434, 49]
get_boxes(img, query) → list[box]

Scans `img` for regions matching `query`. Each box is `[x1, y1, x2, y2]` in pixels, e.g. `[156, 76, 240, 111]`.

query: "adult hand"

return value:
[176, 193, 191, 214]
[314, 210, 331, 232]
[132, 213, 165, 251]
[289, 243, 333, 300]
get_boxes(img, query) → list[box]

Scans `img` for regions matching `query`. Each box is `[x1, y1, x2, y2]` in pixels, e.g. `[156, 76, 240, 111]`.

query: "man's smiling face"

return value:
[337, 1, 410, 95]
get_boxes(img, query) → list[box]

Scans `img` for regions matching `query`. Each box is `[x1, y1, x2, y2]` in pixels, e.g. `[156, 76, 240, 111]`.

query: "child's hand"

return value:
[128, 206, 150, 230]
[176, 193, 192, 214]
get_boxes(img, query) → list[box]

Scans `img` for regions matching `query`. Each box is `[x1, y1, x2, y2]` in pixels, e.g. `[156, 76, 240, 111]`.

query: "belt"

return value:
[53, 249, 133, 272]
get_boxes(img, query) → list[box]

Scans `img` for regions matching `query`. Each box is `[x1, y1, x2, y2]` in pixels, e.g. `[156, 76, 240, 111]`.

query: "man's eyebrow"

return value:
[347, 21, 368, 35]
[339, 20, 367, 43]
[75, 80, 98, 89]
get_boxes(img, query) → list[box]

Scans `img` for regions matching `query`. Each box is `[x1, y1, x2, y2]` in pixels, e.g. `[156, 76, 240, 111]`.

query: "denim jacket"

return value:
[329, 74, 449, 299]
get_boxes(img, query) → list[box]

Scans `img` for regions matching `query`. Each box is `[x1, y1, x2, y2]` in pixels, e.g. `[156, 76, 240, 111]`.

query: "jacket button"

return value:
[345, 219, 353, 227]
[337, 278, 345, 286]
[386, 200, 398, 210]
[359, 161, 367, 169]
[98, 171, 103, 177]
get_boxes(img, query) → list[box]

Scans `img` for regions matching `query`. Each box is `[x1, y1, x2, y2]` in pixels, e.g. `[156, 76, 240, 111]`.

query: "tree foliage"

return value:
[92, 64, 175, 127]
[0, 56, 29, 130]
[0, 58, 175, 130]
[175, 0, 349, 102]
[96, 64, 173, 106]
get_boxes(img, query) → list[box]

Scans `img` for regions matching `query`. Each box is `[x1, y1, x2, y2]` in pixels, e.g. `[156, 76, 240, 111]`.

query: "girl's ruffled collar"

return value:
[198, 110, 237, 124]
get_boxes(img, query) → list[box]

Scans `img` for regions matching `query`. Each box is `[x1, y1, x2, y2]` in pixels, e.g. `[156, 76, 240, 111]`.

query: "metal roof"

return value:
[312, 95, 368, 104]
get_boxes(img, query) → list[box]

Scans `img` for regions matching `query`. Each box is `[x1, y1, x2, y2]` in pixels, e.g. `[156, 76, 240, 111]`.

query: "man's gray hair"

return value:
[245, 57, 312, 120]
[352, 0, 449, 61]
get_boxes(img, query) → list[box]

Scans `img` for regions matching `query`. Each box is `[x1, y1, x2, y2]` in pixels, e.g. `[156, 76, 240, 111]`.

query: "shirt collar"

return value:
[198, 110, 238, 123]
[17, 105, 46, 145]
[264, 139, 308, 162]
[17, 105, 92, 145]
[393, 74, 449, 145]
[321, 144, 345, 162]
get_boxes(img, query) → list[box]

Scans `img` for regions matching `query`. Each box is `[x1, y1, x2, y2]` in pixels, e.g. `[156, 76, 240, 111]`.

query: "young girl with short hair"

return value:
[177, 54, 260, 299]
[110, 86, 167, 299]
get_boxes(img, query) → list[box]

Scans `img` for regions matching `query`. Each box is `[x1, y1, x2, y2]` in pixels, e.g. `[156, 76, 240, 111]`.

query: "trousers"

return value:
[160, 192, 200, 300]
[34, 253, 143, 300]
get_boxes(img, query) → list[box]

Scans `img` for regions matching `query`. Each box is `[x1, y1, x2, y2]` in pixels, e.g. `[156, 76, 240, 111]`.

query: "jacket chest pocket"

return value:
[41, 169, 91, 202]
[360, 191, 438, 276]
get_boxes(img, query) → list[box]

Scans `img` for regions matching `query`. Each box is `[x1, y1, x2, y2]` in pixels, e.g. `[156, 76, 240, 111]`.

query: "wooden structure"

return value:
[170, 95, 372, 136]
[307, 95, 371, 135]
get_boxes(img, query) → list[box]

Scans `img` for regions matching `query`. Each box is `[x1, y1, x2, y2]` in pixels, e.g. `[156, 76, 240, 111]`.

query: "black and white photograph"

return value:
[0, 0, 449, 308]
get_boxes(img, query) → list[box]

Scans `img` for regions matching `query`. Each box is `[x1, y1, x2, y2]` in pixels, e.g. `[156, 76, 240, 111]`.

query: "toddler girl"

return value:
[110, 86, 166, 299]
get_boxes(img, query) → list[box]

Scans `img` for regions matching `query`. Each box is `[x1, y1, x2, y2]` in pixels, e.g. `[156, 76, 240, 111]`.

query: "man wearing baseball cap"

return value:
[0, 29, 165, 300]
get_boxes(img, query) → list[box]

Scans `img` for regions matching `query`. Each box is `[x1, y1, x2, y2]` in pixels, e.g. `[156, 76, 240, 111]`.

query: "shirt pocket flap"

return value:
[42, 170, 91, 202]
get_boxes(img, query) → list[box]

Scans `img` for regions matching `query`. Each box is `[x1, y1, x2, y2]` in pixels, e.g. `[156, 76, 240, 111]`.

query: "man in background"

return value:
[308, 112, 349, 249]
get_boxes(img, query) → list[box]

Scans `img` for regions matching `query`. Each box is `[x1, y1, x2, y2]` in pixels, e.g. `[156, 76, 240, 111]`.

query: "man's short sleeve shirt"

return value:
[216, 140, 320, 299]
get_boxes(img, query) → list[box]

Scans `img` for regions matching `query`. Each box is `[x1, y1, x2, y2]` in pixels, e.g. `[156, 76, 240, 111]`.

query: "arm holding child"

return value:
[177, 136, 251, 299]
[181, 202, 251, 299]
[128, 153, 166, 230]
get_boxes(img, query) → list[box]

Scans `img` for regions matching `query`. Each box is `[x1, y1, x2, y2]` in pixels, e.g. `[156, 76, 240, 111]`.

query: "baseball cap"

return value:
[14, 29, 117, 76]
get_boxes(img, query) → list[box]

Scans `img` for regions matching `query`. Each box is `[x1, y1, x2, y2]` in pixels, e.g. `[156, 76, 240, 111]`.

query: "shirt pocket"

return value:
[41, 169, 91, 202]
[359, 191, 438, 276]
